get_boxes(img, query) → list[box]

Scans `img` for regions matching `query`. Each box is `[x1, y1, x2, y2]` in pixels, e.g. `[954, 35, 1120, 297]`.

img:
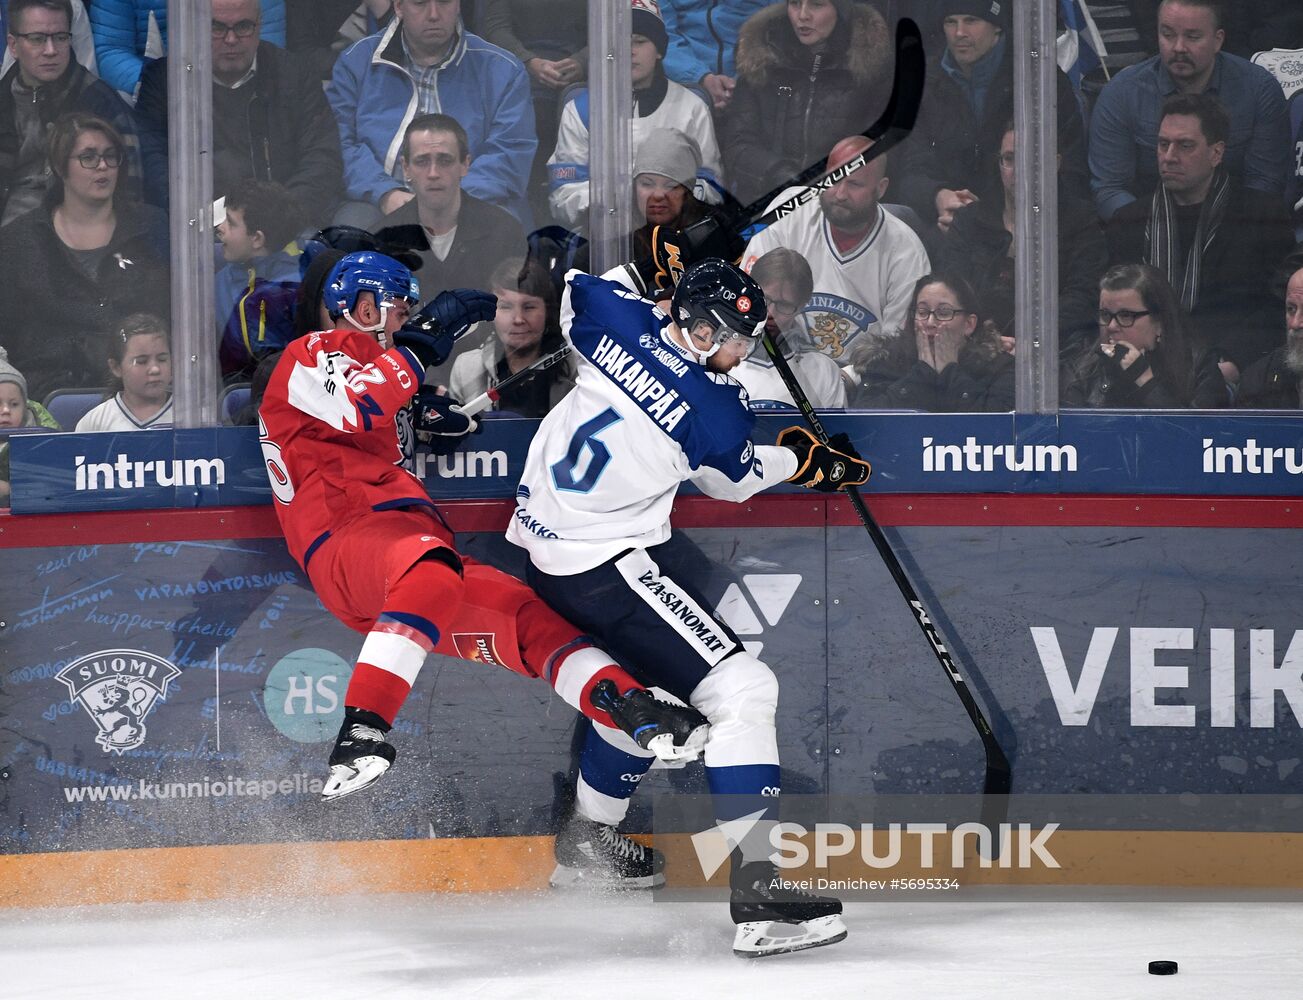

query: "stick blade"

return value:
[869, 17, 927, 144]
[743, 17, 928, 234]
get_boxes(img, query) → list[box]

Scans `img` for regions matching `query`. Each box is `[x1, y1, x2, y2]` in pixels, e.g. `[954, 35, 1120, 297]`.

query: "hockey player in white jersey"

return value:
[506, 258, 871, 956]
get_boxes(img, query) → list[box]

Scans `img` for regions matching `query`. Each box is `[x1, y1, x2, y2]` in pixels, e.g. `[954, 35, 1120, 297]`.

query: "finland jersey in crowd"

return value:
[743, 196, 931, 362]
[506, 269, 796, 575]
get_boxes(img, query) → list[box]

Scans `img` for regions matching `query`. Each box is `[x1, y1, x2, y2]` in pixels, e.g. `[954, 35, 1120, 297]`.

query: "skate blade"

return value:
[732, 914, 848, 958]
[548, 863, 665, 890]
[645, 723, 709, 763]
[320, 755, 391, 801]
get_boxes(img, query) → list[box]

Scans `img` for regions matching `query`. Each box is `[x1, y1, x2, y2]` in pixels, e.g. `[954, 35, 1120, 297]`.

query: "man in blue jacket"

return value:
[327, 0, 536, 228]
[1088, 0, 1289, 220]
[658, 0, 768, 110]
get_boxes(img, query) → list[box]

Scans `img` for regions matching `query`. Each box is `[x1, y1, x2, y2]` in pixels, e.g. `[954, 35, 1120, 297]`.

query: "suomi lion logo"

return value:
[57, 649, 180, 754]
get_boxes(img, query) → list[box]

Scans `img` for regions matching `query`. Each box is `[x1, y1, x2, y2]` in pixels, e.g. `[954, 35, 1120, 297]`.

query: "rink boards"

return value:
[1, 414, 1302, 905]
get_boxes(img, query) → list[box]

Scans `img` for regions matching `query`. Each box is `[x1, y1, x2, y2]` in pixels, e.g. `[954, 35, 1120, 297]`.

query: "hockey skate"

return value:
[550, 813, 666, 889]
[321, 707, 397, 801]
[591, 679, 709, 763]
[729, 859, 847, 957]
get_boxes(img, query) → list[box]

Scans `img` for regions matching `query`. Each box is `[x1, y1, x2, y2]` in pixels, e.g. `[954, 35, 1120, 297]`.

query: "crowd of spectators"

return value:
[1, 0, 1303, 498]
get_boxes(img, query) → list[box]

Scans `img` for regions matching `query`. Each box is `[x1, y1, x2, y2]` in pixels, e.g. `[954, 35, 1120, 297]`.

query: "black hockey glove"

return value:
[778, 425, 872, 492]
[633, 219, 747, 295]
[411, 387, 478, 456]
[394, 289, 497, 370]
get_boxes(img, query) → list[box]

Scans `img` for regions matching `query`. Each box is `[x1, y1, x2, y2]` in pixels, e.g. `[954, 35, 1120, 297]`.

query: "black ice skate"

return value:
[729, 859, 847, 957]
[591, 679, 709, 763]
[321, 707, 397, 801]
[550, 814, 666, 889]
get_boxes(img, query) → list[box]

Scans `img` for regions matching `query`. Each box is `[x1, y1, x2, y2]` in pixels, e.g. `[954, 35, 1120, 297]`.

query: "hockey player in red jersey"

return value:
[258, 250, 709, 800]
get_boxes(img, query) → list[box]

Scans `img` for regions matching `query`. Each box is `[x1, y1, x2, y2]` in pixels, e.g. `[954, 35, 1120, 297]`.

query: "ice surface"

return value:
[4, 891, 1301, 999]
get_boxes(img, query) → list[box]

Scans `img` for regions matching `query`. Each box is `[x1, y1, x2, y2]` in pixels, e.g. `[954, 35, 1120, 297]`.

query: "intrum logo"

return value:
[75, 455, 226, 490]
[424, 450, 508, 479]
[921, 437, 1077, 473]
[1202, 438, 1303, 475]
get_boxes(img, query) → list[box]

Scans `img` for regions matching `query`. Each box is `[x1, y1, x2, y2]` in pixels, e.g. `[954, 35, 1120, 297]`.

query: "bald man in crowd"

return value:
[742, 135, 931, 363]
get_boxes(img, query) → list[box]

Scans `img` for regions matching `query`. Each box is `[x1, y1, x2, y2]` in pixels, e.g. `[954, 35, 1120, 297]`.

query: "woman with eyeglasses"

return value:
[1060, 263, 1228, 408]
[851, 271, 1014, 412]
[0, 111, 168, 402]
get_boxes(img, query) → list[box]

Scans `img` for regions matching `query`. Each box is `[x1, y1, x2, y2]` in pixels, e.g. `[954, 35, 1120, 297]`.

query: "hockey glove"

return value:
[635, 219, 748, 295]
[778, 425, 872, 492]
[394, 289, 497, 370]
[411, 387, 479, 456]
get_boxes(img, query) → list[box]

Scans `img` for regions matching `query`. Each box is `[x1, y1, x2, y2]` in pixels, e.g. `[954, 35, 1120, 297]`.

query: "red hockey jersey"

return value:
[258, 328, 433, 568]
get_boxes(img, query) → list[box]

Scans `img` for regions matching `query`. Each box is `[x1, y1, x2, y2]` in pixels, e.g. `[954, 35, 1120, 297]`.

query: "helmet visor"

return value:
[710, 323, 761, 357]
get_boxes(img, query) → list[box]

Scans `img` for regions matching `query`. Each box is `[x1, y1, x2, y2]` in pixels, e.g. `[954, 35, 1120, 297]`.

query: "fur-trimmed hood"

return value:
[735, 2, 892, 86]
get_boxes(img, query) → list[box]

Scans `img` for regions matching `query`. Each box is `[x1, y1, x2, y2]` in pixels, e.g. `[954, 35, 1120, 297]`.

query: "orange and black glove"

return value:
[778, 425, 872, 492]
[636, 218, 746, 296]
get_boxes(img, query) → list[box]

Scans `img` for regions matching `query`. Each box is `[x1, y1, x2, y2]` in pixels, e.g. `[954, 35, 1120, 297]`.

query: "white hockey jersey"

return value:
[506, 269, 797, 575]
[743, 199, 930, 363]
[732, 344, 847, 409]
[546, 81, 724, 228]
[75, 394, 174, 432]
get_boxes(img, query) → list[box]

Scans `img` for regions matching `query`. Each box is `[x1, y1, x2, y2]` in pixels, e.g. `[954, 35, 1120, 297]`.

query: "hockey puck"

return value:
[1147, 960, 1178, 975]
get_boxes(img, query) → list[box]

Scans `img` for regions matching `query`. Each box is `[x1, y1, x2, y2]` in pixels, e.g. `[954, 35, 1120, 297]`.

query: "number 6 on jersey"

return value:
[550, 407, 622, 493]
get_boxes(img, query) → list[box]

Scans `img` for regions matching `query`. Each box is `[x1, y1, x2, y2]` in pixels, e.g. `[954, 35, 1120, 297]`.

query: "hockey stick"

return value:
[459, 345, 572, 416]
[760, 333, 1012, 834]
[730, 17, 926, 238]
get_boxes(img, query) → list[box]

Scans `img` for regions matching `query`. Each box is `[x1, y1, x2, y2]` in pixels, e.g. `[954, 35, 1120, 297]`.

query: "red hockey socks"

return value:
[548, 643, 645, 729]
[345, 556, 462, 726]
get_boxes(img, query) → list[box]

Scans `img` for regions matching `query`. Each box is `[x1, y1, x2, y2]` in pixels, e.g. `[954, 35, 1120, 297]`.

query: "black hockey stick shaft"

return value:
[732, 18, 926, 235]
[761, 334, 1012, 810]
[459, 345, 572, 416]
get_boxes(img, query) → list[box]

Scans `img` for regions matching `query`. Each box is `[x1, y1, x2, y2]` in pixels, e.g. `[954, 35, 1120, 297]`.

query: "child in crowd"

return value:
[76, 314, 173, 431]
[0, 346, 61, 507]
[216, 180, 306, 380]
[448, 256, 576, 417]
[546, 0, 722, 228]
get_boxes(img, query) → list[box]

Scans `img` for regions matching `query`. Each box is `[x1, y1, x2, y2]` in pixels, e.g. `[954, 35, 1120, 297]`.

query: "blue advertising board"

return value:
[8, 412, 1303, 515]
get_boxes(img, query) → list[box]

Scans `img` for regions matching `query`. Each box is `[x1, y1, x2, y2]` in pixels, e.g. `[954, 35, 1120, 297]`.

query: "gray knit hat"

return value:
[632, 128, 701, 189]
[0, 346, 27, 399]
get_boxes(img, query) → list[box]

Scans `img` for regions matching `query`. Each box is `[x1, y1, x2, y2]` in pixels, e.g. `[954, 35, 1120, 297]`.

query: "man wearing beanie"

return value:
[547, 0, 722, 229]
[895, 0, 1087, 231]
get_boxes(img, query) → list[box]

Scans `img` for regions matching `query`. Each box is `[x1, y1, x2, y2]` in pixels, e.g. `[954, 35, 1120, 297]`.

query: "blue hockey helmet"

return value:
[323, 251, 421, 332]
[670, 259, 767, 361]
